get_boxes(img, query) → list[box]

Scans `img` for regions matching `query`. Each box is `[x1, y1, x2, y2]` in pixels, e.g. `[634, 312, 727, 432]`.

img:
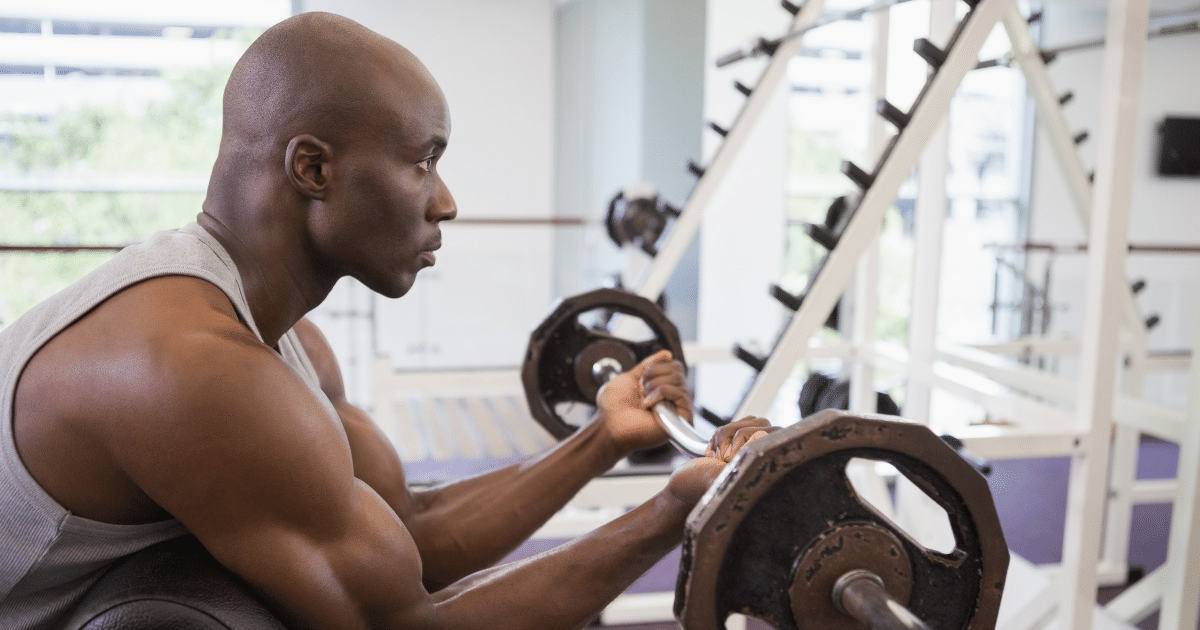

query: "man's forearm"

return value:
[422, 487, 690, 630]
[408, 415, 626, 588]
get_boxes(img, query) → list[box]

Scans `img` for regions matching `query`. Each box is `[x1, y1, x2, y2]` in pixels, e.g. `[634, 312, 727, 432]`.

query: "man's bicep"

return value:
[213, 482, 436, 630]
[292, 317, 418, 520]
[116, 341, 433, 629]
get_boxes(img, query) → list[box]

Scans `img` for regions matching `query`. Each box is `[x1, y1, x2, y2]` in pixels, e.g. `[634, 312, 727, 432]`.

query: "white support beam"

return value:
[737, 0, 1016, 418]
[1057, 0, 1150, 626]
[1101, 352, 1147, 589]
[849, 8, 891, 414]
[904, 0, 956, 424]
[1106, 563, 1168, 625]
[1159, 313, 1200, 629]
[623, 0, 827, 308]
[1002, 4, 1148, 347]
[936, 344, 1186, 443]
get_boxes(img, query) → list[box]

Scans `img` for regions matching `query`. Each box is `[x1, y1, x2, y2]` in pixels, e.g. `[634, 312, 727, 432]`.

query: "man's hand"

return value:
[595, 350, 691, 456]
[705, 416, 776, 462]
[666, 416, 775, 506]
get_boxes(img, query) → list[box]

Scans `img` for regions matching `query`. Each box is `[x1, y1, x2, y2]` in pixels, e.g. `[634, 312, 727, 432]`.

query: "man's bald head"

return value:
[201, 12, 456, 305]
[219, 12, 444, 159]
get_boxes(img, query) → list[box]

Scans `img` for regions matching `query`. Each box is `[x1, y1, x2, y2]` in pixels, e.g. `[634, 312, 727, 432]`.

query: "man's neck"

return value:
[196, 210, 334, 348]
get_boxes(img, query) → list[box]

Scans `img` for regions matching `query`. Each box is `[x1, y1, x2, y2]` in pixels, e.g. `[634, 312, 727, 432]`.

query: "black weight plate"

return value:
[522, 288, 686, 440]
[676, 410, 1008, 630]
[797, 372, 832, 418]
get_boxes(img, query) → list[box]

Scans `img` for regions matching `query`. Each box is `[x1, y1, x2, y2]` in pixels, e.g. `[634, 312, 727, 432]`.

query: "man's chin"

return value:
[360, 273, 415, 299]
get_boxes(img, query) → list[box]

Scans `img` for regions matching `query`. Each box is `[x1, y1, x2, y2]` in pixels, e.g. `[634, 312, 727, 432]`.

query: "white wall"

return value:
[1029, 5, 1200, 407]
[299, 1, 558, 404]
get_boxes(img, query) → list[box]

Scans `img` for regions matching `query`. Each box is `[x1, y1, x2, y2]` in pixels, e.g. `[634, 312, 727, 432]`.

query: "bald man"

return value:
[0, 12, 770, 630]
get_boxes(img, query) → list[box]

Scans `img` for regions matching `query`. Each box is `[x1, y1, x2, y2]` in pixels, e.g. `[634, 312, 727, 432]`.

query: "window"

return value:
[0, 1, 290, 328]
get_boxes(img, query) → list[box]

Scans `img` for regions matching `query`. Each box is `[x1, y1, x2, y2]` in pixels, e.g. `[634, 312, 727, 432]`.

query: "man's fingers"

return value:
[641, 385, 693, 422]
[708, 416, 774, 461]
[629, 349, 673, 381]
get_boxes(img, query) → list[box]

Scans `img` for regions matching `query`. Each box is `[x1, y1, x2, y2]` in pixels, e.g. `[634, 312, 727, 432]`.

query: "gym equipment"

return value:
[675, 410, 1009, 630]
[61, 536, 286, 630]
[796, 372, 900, 418]
[605, 186, 681, 256]
[715, 0, 922, 68]
[521, 288, 707, 455]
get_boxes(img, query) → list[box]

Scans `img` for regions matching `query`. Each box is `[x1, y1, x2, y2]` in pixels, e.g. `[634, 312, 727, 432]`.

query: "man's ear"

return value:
[285, 134, 333, 199]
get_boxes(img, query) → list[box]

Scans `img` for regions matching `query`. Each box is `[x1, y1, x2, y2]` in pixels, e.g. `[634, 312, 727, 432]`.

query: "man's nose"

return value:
[429, 180, 457, 223]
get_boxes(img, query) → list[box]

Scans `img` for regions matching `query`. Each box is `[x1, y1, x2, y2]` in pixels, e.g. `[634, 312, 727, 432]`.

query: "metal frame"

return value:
[736, 0, 1016, 417]
[615, 0, 827, 332]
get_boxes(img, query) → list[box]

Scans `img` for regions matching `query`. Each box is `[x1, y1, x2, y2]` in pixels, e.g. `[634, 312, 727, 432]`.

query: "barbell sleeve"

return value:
[833, 570, 932, 630]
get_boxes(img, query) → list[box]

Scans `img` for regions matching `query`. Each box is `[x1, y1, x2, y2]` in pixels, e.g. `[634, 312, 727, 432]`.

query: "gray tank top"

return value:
[0, 223, 330, 629]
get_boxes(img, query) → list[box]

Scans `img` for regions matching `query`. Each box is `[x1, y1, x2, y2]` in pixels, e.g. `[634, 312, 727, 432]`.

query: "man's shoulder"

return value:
[21, 275, 275, 424]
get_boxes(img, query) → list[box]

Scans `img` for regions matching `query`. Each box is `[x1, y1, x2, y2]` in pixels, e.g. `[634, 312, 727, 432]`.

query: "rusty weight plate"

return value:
[675, 409, 1008, 630]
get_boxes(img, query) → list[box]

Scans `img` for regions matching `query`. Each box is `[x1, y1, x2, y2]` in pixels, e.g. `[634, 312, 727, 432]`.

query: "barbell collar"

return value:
[592, 357, 624, 385]
[833, 570, 933, 630]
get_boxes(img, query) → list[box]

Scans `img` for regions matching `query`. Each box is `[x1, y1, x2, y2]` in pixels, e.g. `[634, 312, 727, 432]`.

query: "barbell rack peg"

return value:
[1040, 50, 1058, 65]
[877, 99, 911, 131]
[824, 195, 848, 226]
[842, 160, 875, 190]
[781, 0, 802, 16]
[662, 202, 681, 218]
[699, 406, 731, 427]
[1146, 314, 1161, 329]
[805, 223, 840, 250]
[1027, 10, 1043, 24]
[1131, 278, 1147, 294]
[687, 160, 706, 178]
[733, 343, 768, 372]
[734, 80, 753, 97]
[1089, 170, 1096, 183]
[913, 38, 948, 69]
[1059, 91, 1075, 105]
[708, 121, 729, 137]
[755, 36, 783, 57]
[1074, 130, 1090, 145]
[770, 284, 804, 311]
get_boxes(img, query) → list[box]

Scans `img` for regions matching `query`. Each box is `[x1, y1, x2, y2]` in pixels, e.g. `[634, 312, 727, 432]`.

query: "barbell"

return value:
[522, 288, 1009, 630]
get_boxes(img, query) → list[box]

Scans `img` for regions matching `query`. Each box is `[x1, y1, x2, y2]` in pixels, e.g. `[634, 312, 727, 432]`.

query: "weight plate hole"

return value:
[846, 458, 957, 554]
[575, 311, 656, 342]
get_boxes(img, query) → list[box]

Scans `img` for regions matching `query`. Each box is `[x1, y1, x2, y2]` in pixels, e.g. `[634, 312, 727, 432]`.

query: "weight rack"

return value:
[604, 0, 1200, 627]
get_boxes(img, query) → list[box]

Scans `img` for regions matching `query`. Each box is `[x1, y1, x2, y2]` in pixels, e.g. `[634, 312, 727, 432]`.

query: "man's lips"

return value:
[419, 236, 441, 266]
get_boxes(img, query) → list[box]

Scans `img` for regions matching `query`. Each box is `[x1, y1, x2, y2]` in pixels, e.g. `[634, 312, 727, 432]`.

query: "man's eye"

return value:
[418, 157, 434, 172]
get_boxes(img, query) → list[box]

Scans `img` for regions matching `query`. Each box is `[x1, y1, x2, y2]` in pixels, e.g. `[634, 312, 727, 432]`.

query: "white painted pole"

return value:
[1057, 0, 1149, 626]
[1002, 4, 1148, 348]
[849, 8, 890, 415]
[903, 0, 955, 424]
[1099, 352, 1145, 584]
[1160, 312, 1200, 630]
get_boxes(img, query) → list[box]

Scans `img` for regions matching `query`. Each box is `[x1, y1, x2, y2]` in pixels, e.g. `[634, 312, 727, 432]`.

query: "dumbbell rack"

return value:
[606, 0, 1200, 627]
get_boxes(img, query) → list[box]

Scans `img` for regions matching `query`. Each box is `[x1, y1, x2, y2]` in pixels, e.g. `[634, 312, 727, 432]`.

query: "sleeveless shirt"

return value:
[0, 223, 333, 629]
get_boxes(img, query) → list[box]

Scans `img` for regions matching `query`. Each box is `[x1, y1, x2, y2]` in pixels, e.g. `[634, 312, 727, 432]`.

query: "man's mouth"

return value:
[419, 236, 441, 266]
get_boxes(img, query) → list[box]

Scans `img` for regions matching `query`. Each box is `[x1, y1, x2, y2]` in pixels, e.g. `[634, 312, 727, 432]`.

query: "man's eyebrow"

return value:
[423, 136, 448, 151]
